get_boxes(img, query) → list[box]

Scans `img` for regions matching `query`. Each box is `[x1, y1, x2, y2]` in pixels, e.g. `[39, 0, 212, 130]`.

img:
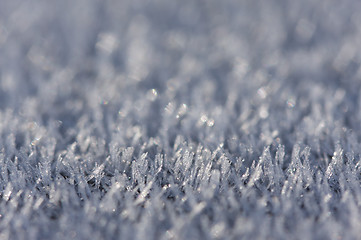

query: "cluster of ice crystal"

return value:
[0, 0, 361, 239]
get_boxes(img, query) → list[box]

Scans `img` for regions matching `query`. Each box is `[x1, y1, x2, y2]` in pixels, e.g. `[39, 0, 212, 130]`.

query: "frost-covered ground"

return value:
[0, 0, 361, 239]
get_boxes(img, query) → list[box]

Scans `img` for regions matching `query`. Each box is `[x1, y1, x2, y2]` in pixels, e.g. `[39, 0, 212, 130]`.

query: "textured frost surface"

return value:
[0, 0, 361, 239]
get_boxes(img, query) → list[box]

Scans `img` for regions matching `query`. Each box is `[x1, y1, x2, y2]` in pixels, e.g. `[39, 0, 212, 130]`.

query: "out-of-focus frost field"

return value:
[0, 0, 361, 239]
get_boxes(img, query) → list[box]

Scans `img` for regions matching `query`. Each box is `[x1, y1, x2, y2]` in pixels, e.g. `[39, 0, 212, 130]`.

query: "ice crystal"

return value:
[0, 0, 361, 239]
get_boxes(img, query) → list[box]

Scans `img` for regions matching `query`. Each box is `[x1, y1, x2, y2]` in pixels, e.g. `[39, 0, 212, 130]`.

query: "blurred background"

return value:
[0, 0, 361, 152]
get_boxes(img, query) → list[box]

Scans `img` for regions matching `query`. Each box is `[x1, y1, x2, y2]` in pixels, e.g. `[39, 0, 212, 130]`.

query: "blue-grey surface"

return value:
[0, 0, 361, 239]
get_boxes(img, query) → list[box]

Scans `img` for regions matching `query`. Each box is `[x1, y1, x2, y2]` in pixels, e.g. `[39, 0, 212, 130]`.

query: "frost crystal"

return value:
[0, 0, 361, 239]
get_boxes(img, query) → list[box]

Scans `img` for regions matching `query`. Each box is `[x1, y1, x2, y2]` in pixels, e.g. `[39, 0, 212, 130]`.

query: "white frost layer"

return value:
[0, 0, 361, 239]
